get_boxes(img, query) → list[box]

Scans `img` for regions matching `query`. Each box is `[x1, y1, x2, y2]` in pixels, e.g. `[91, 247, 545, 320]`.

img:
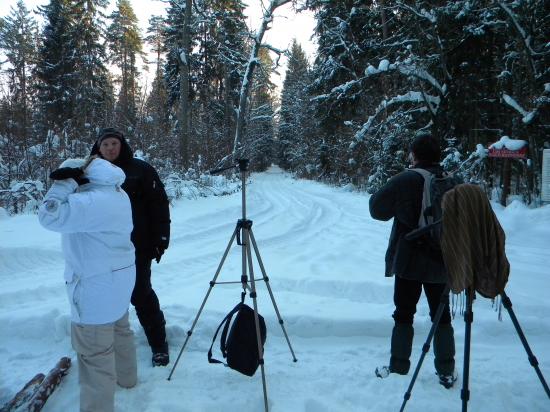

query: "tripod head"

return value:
[209, 158, 249, 175]
[209, 158, 251, 223]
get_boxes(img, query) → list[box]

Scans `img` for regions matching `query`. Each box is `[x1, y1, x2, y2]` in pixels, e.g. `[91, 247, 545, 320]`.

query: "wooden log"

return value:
[0, 374, 45, 412]
[27, 357, 71, 412]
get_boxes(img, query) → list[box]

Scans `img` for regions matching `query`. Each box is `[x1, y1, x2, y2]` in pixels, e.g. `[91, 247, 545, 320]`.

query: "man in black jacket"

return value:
[92, 128, 171, 367]
[369, 133, 457, 388]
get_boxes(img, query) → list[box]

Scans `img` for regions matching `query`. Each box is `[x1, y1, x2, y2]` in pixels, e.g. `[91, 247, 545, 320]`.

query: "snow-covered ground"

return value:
[1, 166, 549, 411]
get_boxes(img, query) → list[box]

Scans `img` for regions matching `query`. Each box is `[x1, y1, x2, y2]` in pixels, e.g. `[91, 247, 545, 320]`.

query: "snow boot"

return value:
[389, 323, 414, 375]
[433, 323, 455, 378]
[437, 370, 458, 389]
[152, 342, 169, 367]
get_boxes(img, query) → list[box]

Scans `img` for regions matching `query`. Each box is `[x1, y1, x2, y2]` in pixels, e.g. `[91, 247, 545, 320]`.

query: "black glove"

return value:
[50, 167, 89, 185]
[153, 246, 165, 264]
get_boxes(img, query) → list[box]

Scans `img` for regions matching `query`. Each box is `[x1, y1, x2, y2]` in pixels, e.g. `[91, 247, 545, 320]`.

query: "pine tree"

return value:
[308, 1, 374, 183]
[192, 0, 248, 167]
[106, 0, 143, 135]
[278, 40, 312, 172]
[0, 0, 39, 179]
[140, 15, 171, 158]
[35, 0, 75, 141]
[245, 48, 276, 171]
[70, 0, 113, 144]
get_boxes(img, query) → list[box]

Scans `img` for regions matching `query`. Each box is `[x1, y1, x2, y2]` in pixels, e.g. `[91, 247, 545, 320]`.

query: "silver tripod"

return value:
[167, 159, 297, 412]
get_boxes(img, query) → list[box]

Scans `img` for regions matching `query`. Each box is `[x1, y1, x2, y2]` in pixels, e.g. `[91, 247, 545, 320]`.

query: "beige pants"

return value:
[71, 312, 137, 412]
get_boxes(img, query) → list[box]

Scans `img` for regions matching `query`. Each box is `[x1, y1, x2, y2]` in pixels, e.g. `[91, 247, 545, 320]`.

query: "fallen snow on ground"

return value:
[1, 166, 549, 411]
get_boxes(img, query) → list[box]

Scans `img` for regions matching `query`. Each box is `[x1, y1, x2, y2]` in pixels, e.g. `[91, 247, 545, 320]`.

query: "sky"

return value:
[0, 0, 317, 91]
[1, 166, 550, 411]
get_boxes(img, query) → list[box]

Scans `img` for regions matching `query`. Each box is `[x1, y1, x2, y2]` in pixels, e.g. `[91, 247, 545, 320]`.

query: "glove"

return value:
[153, 246, 165, 264]
[50, 167, 89, 185]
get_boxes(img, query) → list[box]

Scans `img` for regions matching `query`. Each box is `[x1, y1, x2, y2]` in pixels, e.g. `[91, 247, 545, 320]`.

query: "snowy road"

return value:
[1, 167, 549, 411]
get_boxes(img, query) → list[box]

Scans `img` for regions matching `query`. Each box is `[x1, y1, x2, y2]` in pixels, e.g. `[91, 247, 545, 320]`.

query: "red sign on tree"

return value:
[488, 137, 528, 159]
[488, 146, 528, 158]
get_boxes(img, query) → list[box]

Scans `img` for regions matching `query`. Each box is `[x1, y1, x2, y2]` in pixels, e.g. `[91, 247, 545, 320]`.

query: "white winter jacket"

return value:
[39, 158, 136, 324]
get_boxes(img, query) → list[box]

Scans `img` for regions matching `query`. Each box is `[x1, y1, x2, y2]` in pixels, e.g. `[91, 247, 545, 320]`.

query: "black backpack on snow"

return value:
[208, 295, 267, 377]
[406, 168, 461, 250]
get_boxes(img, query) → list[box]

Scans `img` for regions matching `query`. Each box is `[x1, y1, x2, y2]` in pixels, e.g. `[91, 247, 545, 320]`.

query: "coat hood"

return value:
[90, 132, 133, 167]
[59, 157, 126, 186]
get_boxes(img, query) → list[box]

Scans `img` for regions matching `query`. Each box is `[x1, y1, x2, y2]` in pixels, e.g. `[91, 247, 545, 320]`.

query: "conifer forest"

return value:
[0, 0, 549, 214]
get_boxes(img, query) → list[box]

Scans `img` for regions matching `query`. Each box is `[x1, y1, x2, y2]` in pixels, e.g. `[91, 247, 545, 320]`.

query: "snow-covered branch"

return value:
[364, 59, 445, 96]
[496, 1, 541, 57]
[395, 2, 436, 23]
[502, 93, 536, 124]
[353, 91, 440, 142]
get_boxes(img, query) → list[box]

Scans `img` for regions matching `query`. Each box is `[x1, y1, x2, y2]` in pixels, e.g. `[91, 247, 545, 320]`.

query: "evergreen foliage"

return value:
[296, 0, 549, 201]
[106, 0, 143, 136]
[1, 0, 548, 214]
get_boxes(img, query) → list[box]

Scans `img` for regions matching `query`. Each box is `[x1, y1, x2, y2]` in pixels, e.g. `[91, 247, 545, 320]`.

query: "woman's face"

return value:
[99, 137, 121, 162]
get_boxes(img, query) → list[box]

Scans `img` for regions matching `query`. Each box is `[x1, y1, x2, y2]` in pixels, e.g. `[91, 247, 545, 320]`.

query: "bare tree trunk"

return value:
[232, 0, 291, 157]
[380, 0, 388, 41]
[178, 0, 193, 168]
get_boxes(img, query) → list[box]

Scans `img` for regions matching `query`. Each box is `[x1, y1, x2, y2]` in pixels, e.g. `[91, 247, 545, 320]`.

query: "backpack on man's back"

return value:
[408, 168, 461, 251]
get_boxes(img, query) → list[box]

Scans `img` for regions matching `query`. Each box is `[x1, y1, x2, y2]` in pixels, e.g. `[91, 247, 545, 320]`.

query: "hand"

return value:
[153, 246, 165, 263]
[50, 167, 89, 185]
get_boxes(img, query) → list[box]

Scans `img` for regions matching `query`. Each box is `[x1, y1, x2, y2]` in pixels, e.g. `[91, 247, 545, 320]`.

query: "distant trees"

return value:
[107, 0, 143, 134]
[1, 0, 283, 214]
[280, 0, 549, 204]
[2, 0, 547, 214]
[278, 40, 314, 174]
[0, 0, 39, 180]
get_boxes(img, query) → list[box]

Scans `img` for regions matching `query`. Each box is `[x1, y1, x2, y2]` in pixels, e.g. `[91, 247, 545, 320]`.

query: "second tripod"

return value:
[167, 159, 297, 412]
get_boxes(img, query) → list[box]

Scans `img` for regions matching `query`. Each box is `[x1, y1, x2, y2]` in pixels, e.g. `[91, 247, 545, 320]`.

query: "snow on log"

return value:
[27, 357, 72, 412]
[0, 374, 45, 412]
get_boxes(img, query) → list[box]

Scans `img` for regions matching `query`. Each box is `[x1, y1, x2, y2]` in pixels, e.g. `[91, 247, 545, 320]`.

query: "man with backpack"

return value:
[369, 132, 458, 388]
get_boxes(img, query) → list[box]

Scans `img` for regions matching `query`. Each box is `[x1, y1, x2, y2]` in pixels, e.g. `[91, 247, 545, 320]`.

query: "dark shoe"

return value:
[437, 370, 458, 389]
[152, 351, 169, 367]
[152, 342, 169, 367]
[434, 324, 456, 377]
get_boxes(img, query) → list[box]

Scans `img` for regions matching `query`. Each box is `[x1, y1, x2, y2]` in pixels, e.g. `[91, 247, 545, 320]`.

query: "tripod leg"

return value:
[501, 291, 550, 399]
[461, 288, 474, 412]
[244, 228, 269, 412]
[248, 229, 298, 362]
[167, 228, 238, 381]
[399, 285, 450, 412]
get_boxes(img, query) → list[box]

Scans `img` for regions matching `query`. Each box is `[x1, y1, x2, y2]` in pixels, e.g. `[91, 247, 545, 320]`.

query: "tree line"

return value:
[0, 0, 277, 213]
[1, 0, 548, 214]
[280, 0, 549, 205]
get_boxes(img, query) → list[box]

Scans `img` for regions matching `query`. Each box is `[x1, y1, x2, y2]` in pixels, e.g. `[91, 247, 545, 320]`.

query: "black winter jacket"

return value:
[91, 138, 170, 257]
[369, 163, 446, 283]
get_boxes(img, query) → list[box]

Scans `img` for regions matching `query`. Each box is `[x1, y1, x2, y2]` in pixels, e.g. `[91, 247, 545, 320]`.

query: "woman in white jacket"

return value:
[39, 157, 137, 412]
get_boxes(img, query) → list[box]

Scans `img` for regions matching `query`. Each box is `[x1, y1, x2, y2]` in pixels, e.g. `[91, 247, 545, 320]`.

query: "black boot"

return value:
[389, 323, 414, 375]
[152, 341, 169, 367]
[434, 323, 456, 388]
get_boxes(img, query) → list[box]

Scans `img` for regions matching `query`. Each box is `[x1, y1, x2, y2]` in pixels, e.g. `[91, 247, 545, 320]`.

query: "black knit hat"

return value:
[410, 131, 441, 164]
[97, 127, 124, 144]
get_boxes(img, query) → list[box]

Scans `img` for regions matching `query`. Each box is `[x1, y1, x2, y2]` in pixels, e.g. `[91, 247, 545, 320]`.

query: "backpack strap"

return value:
[409, 168, 434, 225]
[208, 292, 247, 365]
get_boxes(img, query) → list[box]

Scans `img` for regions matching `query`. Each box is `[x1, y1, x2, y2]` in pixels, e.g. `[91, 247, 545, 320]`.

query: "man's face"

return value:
[99, 137, 121, 162]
